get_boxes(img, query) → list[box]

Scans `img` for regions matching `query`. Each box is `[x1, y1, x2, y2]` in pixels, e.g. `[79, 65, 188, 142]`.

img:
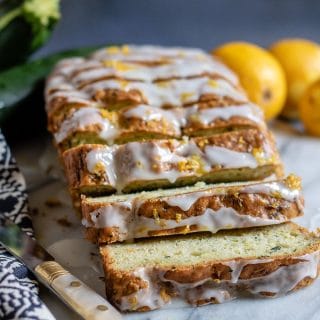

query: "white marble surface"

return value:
[11, 120, 320, 320]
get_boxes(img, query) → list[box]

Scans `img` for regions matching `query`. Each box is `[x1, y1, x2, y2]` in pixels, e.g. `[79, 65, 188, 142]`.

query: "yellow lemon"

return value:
[213, 42, 286, 120]
[269, 38, 320, 119]
[299, 78, 320, 136]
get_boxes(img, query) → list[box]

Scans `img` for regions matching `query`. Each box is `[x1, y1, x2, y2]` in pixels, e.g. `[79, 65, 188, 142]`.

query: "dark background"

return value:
[36, 0, 320, 57]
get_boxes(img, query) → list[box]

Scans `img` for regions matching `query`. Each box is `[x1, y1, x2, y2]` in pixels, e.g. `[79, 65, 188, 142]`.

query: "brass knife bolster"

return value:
[35, 261, 69, 285]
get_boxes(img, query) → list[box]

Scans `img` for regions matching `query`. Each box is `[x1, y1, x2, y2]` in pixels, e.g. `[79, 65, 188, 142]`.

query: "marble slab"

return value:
[11, 120, 320, 320]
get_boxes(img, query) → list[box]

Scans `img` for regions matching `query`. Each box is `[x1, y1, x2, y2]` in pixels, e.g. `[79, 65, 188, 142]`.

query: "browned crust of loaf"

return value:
[100, 224, 320, 311]
[62, 129, 281, 195]
[102, 254, 320, 312]
[192, 128, 271, 153]
[82, 191, 304, 244]
[184, 116, 261, 137]
[193, 276, 317, 306]
[62, 144, 115, 191]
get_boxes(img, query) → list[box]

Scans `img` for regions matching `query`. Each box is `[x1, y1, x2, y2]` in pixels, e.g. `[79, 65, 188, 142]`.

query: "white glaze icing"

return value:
[133, 207, 283, 238]
[85, 136, 274, 192]
[68, 46, 237, 83]
[193, 104, 264, 125]
[244, 253, 319, 296]
[84, 201, 133, 240]
[119, 268, 167, 311]
[242, 181, 300, 202]
[86, 147, 117, 186]
[164, 190, 211, 211]
[54, 102, 265, 145]
[114, 140, 187, 188]
[54, 107, 119, 144]
[82, 77, 246, 108]
[204, 145, 258, 169]
[45, 45, 244, 113]
[47, 89, 91, 104]
[123, 105, 184, 134]
[186, 285, 233, 305]
[91, 45, 215, 64]
[116, 252, 319, 311]
[72, 61, 229, 87]
[82, 179, 302, 240]
[84, 205, 285, 239]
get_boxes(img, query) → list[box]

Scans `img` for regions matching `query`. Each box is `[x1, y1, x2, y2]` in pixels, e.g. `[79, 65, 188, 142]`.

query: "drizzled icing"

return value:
[82, 77, 246, 107]
[117, 252, 320, 311]
[84, 136, 275, 192]
[204, 146, 258, 169]
[242, 181, 300, 202]
[91, 45, 215, 63]
[54, 102, 264, 146]
[134, 207, 282, 238]
[71, 57, 235, 85]
[82, 179, 302, 241]
[164, 190, 211, 211]
[122, 105, 183, 134]
[45, 45, 245, 115]
[86, 147, 117, 186]
[194, 104, 264, 125]
[54, 107, 119, 144]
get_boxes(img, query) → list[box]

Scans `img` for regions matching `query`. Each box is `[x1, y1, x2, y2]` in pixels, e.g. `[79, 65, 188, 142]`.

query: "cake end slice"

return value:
[100, 222, 320, 312]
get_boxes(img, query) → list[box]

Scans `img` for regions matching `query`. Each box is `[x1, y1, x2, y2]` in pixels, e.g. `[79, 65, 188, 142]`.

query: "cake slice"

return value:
[62, 128, 282, 195]
[52, 103, 265, 152]
[100, 223, 320, 312]
[82, 175, 303, 244]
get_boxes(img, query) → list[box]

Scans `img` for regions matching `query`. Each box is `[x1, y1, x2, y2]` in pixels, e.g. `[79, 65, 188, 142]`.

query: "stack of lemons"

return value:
[213, 39, 320, 136]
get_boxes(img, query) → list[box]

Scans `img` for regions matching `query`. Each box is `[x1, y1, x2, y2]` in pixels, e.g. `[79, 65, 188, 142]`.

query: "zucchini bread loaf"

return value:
[45, 45, 318, 313]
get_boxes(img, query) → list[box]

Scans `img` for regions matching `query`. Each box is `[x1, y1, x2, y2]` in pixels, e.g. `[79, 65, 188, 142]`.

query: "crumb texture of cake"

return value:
[62, 128, 281, 195]
[100, 223, 320, 311]
[81, 176, 303, 243]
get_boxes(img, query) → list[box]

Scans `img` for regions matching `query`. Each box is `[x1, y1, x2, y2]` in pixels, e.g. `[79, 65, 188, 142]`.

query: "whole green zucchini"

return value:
[0, 0, 60, 70]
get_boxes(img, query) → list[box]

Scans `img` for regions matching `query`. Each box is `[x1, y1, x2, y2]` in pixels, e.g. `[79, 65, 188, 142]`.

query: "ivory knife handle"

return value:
[35, 260, 122, 320]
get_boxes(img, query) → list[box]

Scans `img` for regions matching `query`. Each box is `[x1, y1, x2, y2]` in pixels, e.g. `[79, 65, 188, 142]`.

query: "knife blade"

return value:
[0, 218, 122, 320]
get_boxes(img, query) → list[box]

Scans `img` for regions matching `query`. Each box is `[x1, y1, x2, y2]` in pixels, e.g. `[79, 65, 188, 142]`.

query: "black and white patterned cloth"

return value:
[0, 131, 55, 320]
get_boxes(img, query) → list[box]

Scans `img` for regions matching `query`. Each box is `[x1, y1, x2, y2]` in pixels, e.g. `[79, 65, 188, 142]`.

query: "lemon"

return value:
[299, 78, 320, 136]
[269, 38, 320, 119]
[213, 42, 286, 120]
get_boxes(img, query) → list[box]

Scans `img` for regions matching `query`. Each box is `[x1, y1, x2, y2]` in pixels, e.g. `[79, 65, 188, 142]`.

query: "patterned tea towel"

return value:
[0, 131, 55, 320]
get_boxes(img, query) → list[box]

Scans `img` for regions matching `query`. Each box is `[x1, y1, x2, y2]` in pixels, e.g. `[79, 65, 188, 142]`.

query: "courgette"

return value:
[0, 0, 60, 70]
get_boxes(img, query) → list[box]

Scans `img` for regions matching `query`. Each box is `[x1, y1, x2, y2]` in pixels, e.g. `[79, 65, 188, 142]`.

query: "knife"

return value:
[0, 218, 122, 320]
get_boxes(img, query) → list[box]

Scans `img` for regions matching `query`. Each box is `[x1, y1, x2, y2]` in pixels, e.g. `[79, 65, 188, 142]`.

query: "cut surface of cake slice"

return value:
[82, 175, 303, 244]
[100, 223, 320, 312]
[63, 128, 282, 196]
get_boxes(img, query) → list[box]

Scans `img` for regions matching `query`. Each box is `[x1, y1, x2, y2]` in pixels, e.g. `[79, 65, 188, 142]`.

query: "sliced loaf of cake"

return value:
[52, 102, 265, 152]
[100, 223, 320, 312]
[63, 128, 282, 196]
[82, 175, 303, 244]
